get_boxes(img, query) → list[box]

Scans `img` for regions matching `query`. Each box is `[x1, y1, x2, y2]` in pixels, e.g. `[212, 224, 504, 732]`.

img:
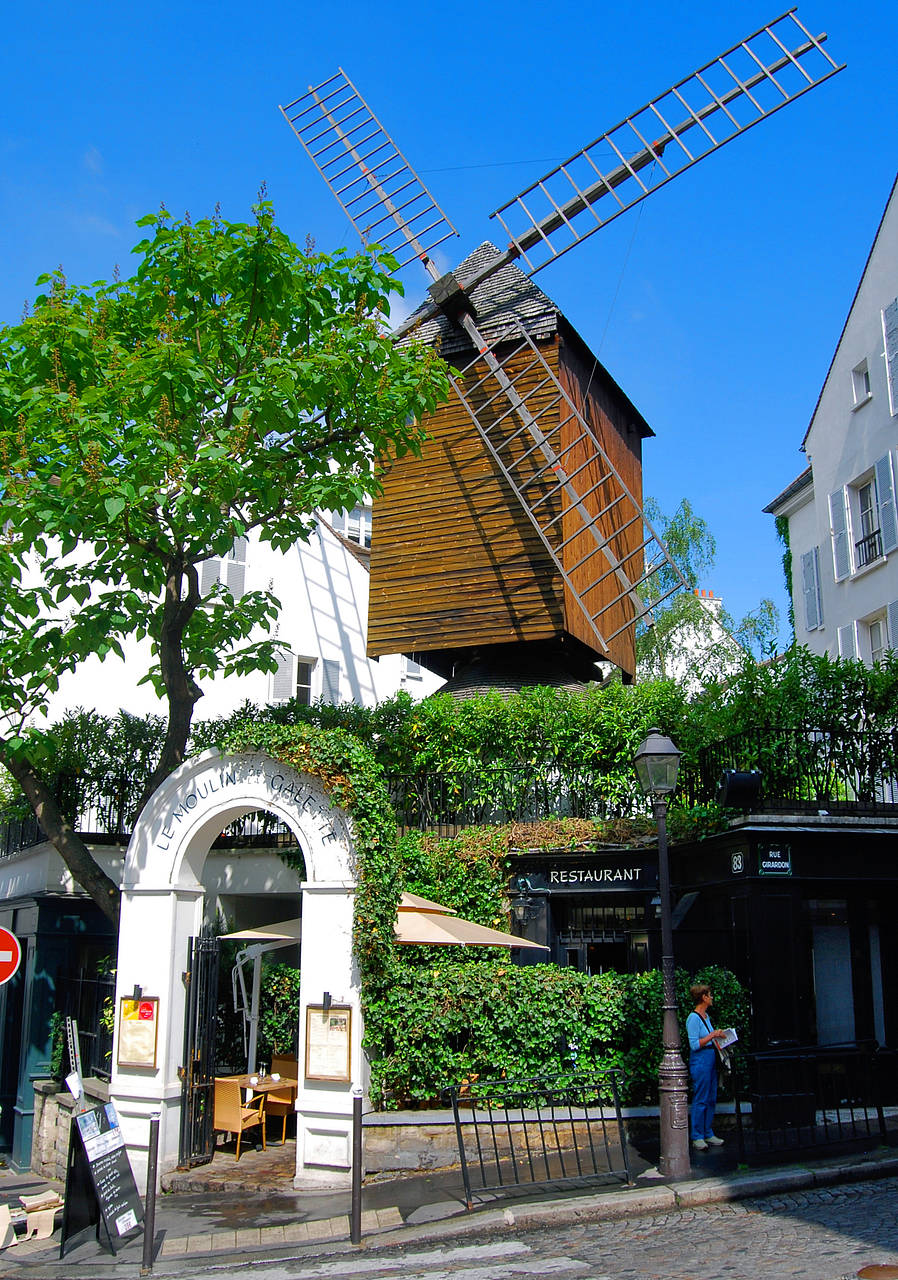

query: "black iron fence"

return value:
[680, 729, 898, 815]
[2, 727, 897, 856]
[732, 1041, 898, 1160]
[445, 1070, 632, 1206]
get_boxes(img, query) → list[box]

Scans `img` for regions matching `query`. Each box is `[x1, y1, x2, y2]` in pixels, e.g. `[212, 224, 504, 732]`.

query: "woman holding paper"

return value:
[686, 983, 729, 1151]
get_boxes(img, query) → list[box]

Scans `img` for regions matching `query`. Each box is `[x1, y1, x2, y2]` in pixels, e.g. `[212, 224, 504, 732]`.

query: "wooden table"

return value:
[232, 1074, 298, 1095]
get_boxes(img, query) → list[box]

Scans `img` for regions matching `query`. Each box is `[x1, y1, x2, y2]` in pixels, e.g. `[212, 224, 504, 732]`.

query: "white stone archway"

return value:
[110, 749, 363, 1188]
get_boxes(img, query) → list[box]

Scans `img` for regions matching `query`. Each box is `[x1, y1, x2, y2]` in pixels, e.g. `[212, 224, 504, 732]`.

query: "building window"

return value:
[869, 617, 886, 666]
[331, 505, 372, 548]
[851, 359, 871, 407]
[854, 478, 883, 568]
[200, 536, 248, 600]
[401, 655, 423, 682]
[830, 453, 898, 578]
[296, 661, 314, 706]
[271, 651, 317, 704]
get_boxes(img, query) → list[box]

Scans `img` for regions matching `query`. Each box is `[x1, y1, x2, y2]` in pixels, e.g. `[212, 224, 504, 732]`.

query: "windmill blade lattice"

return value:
[450, 321, 689, 652]
[489, 9, 843, 276]
[280, 69, 459, 270]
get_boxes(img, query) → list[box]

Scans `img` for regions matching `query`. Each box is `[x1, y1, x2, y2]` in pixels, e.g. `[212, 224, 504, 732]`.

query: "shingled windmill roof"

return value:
[400, 242, 559, 359]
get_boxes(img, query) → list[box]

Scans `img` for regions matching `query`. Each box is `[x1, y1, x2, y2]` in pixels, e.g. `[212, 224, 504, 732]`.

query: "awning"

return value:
[394, 906, 548, 950]
[219, 919, 302, 942]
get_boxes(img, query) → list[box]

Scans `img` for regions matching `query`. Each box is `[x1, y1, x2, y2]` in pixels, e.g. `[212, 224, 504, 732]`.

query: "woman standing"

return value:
[686, 982, 728, 1151]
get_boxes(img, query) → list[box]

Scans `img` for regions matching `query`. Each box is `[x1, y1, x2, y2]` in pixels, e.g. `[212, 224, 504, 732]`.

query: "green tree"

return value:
[637, 497, 779, 685]
[0, 200, 449, 923]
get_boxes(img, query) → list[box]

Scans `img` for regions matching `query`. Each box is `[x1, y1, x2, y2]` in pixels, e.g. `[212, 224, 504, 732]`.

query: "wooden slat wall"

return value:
[367, 342, 566, 658]
[368, 333, 646, 679]
[557, 339, 644, 677]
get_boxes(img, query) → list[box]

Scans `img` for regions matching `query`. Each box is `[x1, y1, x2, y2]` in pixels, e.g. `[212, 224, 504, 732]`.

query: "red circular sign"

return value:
[0, 929, 22, 986]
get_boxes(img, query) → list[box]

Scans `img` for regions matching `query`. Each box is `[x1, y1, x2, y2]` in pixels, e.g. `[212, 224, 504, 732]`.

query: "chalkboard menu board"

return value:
[59, 1102, 144, 1258]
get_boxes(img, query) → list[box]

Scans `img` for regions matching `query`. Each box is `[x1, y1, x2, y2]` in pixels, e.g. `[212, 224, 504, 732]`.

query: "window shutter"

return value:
[800, 548, 822, 630]
[829, 488, 850, 580]
[874, 452, 898, 554]
[224, 537, 248, 599]
[888, 600, 898, 652]
[883, 299, 898, 417]
[322, 658, 340, 705]
[272, 650, 296, 703]
[838, 623, 857, 659]
[225, 559, 246, 599]
[200, 559, 220, 595]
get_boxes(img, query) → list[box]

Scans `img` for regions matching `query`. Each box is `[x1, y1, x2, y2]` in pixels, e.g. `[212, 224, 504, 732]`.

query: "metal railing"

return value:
[445, 1070, 632, 1207]
[855, 528, 883, 568]
[57, 971, 116, 1081]
[3, 724, 897, 858]
[732, 1041, 897, 1160]
[679, 729, 898, 815]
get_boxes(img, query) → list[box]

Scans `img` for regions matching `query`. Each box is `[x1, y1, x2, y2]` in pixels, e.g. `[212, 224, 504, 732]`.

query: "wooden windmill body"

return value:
[370, 243, 651, 683]
[281, 12, 843, 689]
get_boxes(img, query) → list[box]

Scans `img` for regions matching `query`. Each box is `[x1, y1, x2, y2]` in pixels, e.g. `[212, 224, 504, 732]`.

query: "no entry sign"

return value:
[0, 928, 22, 986]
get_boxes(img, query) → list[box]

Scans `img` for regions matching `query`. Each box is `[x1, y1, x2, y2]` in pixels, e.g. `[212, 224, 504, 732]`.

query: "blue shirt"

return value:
[686, 1010, 715, 1054]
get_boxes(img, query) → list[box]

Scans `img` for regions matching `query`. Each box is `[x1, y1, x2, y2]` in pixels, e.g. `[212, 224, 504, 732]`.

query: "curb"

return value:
[7, 1152, 898, 1275]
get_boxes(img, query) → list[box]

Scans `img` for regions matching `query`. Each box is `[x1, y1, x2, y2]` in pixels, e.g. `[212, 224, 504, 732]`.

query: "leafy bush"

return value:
[365, 958, 748, 1109]
[257, 965, 302, 1062]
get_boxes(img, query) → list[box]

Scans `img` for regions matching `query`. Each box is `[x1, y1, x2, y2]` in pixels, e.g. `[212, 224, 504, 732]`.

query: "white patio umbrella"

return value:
[395, 892, 548, 951]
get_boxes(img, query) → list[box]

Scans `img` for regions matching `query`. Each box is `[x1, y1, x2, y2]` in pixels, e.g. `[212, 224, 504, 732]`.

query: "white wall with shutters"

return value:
[43, 518, 443, 720]
[800, 547, 823, 631]
[883, 299, 898, 417]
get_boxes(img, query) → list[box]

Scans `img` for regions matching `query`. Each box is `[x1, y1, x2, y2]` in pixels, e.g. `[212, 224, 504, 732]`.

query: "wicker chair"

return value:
[213, 1077, 266, 1160]
[264, 1055, 298, 1144]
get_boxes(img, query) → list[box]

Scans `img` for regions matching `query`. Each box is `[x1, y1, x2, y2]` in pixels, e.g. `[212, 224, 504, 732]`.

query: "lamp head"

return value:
[633, 728, 682, 798]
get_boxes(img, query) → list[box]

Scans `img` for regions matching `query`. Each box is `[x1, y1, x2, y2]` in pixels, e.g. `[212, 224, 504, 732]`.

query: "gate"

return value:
[733, 1041, 897, 1161]
[446, 1070, 632, 1208]
[177, 932, 220, 1167]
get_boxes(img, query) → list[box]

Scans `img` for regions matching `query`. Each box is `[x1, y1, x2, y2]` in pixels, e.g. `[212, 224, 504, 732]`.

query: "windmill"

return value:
[280, 11, 843, 688]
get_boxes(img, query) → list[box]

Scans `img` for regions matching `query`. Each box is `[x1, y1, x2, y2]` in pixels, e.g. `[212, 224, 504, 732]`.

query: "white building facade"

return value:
[45, 505, 442, 723]
[766, 175, 898, 663]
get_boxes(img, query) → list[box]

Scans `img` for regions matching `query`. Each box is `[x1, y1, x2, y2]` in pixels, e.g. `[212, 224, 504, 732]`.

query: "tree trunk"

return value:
[135, 561, 203, 812]
[0, 746, 121, 927]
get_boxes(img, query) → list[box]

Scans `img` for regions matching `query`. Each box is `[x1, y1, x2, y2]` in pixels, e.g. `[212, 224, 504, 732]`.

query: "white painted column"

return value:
[294, 881, 364, 1187]
[110, 886, 204, 1187]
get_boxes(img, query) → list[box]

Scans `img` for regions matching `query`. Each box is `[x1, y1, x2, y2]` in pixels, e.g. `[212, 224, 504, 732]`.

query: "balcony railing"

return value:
[855, 527, 883, 568]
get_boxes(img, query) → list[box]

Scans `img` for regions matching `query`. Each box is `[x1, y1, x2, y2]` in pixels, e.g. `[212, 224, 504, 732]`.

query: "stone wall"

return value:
[31, 1078, 109, 1181]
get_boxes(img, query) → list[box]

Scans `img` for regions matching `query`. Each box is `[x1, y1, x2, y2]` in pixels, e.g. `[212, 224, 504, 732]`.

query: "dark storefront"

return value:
[508, 849, 658, 975]
[509, 815, 898, 1052]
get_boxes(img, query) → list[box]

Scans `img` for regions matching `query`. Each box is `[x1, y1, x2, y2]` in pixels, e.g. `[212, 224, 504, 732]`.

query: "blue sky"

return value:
[2, 0, 896, 639]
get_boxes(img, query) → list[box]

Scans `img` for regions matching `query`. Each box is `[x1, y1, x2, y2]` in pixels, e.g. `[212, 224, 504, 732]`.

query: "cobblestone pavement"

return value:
[169, 1179, 898, 1280]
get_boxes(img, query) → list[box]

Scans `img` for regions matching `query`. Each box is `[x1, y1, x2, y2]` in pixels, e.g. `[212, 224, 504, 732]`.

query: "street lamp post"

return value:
[634, 728, 691, 1181]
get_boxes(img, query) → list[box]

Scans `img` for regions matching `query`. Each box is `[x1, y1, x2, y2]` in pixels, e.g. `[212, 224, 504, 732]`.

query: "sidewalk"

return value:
[2, 1136, 898, 1277]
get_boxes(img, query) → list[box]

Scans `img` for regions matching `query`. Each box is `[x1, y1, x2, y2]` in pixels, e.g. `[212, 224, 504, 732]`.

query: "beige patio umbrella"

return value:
[395, 892, 548, 951]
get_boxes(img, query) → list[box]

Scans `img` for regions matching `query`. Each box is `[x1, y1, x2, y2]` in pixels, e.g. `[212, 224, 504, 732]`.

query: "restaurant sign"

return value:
[520, 858, 657, 893]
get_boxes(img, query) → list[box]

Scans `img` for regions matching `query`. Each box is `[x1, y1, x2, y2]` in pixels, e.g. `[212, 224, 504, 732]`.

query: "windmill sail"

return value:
[280, 69, 458, 270]
[489, 9, 843, 276]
